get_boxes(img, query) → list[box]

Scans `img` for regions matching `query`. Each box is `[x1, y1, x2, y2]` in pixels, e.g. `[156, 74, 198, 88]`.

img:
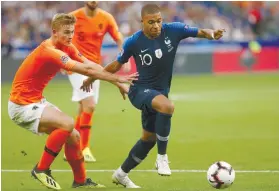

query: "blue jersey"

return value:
[117, 22, 198, 92]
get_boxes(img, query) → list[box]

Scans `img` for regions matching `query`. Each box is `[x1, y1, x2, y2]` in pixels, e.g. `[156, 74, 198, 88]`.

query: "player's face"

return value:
[55, 25, 75, 46]
[142, 12, 162, 39]
[86, 1, 98, 10]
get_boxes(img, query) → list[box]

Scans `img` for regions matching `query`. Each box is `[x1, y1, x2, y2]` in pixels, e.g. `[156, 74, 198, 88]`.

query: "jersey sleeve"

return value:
[107, 13, 121, 41]
[45, 47, 77, 71]
[169, 22, 199, 41]
[116, 37, 134, 64]
[67, 44, 86, 63]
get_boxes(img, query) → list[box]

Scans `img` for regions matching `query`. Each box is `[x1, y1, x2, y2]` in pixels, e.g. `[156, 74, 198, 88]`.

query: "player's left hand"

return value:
[117, 72, 139, 85]
[118, 83, 130, 100]
[213, 29, 226, 40]
[80, 78, 94, 92]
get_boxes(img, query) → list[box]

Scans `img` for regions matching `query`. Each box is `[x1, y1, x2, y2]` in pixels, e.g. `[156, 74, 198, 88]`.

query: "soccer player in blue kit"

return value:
[81, 3, 226, 188]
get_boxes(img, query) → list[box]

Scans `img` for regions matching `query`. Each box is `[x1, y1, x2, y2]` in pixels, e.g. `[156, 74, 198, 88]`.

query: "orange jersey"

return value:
[71, 8, 121, 64]
[9, 39, 85, 105]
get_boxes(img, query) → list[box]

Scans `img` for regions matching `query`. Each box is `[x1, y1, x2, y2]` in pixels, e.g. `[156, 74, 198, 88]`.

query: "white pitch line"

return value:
[2, 169, 279, 173]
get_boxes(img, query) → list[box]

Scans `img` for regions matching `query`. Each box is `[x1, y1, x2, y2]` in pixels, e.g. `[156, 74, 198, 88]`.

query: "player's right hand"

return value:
[117, 72, 139, 85]
[80, 78, 94, 92]
[213, 29, 226, 40]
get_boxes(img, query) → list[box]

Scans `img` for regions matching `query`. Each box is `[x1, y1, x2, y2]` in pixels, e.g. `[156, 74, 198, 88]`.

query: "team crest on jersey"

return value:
[155, 49, 163, 59]
[61, 55, 69, 64]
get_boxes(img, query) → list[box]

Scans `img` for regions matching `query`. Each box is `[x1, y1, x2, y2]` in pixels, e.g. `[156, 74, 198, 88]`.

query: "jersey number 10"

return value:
[139, 54, 153, 66]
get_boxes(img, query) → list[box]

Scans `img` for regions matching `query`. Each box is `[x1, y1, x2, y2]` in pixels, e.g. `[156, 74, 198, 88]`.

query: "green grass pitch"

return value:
[2, 73, 279, 190]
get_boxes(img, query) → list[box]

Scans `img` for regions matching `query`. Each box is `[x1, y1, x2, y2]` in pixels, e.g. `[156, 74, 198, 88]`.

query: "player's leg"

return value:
[151, 94, 174, 176]
[64, 103, 83, 161]
[126, 87, 172, 175]
[113, 129, 156, 188]
[113, 110, 157, 188]
[68, 73, 99, 162]
[128, 88, 173, 175]
[79, 95, 96, 162]
[31, 104, 76, 190]
[64, 129, 105, 188]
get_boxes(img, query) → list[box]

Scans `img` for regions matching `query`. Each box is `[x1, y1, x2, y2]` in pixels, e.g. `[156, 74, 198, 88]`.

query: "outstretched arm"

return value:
[197, 29, 226, 40]
[79, 59, 134, 100]
[70, 59, 137, 84]
[171, 23, 225, 41]
[80, 59, 123, 85]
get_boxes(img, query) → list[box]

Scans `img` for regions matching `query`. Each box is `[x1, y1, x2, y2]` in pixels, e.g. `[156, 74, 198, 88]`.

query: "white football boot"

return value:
[155, 154, 171, 176]
[112, 167, 141, 188]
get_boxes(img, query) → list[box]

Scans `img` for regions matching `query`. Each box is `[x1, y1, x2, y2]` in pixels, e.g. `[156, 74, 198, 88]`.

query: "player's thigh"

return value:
[141, 109, 157, 134]
[39, 106, 74, 133]
[151, 94, 174, 114]
[128, 87, 161, 111]
[8, 100, 59, 135]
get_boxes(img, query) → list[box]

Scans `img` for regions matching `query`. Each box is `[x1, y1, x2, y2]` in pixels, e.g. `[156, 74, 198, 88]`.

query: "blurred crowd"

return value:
[2, 1, 279, 57]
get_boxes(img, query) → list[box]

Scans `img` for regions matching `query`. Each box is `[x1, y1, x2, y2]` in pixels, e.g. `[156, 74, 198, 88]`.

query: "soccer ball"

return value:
[207, 161, 235, 189]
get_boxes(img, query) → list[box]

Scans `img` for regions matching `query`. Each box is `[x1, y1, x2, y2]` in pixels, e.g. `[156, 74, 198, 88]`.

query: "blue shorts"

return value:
[128, 86, 168, 133]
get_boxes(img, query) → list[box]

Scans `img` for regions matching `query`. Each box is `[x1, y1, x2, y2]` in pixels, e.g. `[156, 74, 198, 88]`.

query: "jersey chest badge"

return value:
[155, 49, 163, 59]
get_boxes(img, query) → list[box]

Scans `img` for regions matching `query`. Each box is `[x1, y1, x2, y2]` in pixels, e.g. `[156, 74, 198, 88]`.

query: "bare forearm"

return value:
[83, 65, 119, 83]
[197, 29, 214, 39]
[83, 59, 117, 81]
[70, 59, 118, 83]
[104, 60, 125, 87]
[83, 60, 124, 86]
[104, 60, 122, 74]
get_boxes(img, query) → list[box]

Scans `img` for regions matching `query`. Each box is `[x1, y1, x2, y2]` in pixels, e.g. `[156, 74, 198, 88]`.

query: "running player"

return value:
[81, 4, 225, 188]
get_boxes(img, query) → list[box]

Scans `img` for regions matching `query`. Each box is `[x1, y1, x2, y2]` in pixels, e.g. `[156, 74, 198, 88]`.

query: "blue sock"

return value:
[121, 139, 156, 173]
[155, 112, 172, 155]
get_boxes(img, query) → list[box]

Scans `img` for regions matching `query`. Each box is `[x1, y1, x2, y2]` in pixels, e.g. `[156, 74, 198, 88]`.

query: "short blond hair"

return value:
[51, 13, 76, 30]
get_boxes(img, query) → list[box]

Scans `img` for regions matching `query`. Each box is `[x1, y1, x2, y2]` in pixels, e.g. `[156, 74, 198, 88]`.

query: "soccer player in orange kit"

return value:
[67, 1, 131, 162]
[8, 13, 137, 190]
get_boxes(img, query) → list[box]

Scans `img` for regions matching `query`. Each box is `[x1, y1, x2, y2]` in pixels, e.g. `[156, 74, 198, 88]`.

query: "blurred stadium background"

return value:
[1, 1, 279, 191]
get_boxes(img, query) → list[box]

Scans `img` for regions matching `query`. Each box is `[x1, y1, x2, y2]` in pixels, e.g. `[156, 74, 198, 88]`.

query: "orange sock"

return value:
[65, 141, 86, 184]
[75, 115, 81, 131]
[80, 112, 93, 150]
[38, 129, 71, 170]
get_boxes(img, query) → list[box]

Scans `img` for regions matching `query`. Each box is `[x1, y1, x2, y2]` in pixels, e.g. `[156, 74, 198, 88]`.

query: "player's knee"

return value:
[83, 104, 95, 114]
[141, 132, 156, 141]
[160, 102, 175, 114]
[67, 129, 80, 145]
[81, 97, 96, 114]
[62, 118, 75, 132]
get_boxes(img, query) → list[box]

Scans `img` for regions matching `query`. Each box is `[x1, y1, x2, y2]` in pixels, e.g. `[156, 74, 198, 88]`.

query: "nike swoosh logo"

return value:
[141, 49, 148, 53]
